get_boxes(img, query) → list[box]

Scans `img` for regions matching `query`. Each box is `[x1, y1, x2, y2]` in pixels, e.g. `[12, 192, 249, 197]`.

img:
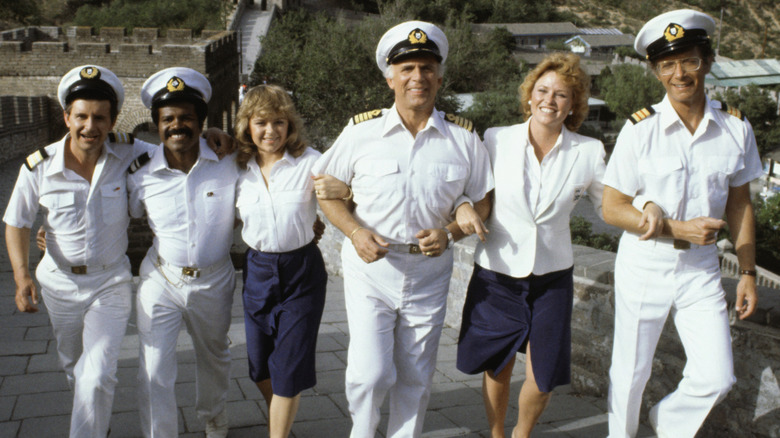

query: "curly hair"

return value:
[518, 52, 591, 132]
[234, 84, 307, 169]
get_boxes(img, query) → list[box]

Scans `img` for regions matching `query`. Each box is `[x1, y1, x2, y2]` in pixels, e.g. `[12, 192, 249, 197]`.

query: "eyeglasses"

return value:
[655, 57, 703, 76]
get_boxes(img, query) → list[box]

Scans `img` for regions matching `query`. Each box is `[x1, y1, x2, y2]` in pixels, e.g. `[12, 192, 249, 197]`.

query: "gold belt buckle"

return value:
[673, 239, 690, 250]
[409, 245, 421, 254]
[181, 267, 201, 278]
[71, 265, 87, 275]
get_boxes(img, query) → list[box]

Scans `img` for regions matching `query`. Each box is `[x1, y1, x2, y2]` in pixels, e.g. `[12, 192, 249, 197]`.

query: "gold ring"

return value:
[425, 251, 433, 256]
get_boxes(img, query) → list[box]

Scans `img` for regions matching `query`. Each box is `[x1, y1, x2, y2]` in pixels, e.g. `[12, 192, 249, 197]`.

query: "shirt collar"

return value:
[658, 95, 720, 132]
[150, 137, 215, 173]
[382, 104, 443, 137]
[522, 118, 567, 152]
[45, 134, 112, 177]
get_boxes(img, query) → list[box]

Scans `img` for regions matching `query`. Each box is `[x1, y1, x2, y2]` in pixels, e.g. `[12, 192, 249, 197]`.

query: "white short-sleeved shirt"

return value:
[604, 96, 763, 224]
[311, 105, 494, 244]
[127, 140, 239, 268]
[236, 147, 321, 253]
[3, 135, 153, 268]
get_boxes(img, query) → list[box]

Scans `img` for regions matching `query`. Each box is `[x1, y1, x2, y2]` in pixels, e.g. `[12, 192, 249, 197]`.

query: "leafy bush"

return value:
[570, 216, 619, 252]
[72, 0, 232, 33]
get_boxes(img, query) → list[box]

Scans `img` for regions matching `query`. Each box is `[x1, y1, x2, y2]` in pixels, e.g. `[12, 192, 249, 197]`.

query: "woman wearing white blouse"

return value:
[456, 53, 607, 438]
[234, 85, 327, 438]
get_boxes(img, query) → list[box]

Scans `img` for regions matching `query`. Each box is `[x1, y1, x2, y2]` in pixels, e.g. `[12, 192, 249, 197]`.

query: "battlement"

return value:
[0, 26, 237, 78]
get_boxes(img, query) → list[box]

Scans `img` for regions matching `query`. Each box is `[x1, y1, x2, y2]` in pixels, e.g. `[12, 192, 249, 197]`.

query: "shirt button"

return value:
[191, 243, 196, 247]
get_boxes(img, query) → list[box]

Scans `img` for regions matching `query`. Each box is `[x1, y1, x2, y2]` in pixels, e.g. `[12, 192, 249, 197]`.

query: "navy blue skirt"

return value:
[242, 241, 327, 397]
[456, 264, 573, 392]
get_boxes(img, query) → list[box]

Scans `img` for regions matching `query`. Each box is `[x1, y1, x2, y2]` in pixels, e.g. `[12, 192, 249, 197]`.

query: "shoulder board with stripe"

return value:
[629, 107, 656, 125]
[128, 152, 150, 174]
[352, 109, 383, 125]
[24, 148, 49, 171]
[444, 113, 474, 132]
[108, 132, 135, 144]
[715, 101, 744, 120]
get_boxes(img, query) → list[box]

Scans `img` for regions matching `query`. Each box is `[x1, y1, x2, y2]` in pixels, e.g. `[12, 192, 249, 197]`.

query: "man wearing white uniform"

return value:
[128, 67, 239, 438]
[4, 65, 148, 437]
[313, 21, 493, 438]
[601, 10, 762, 438]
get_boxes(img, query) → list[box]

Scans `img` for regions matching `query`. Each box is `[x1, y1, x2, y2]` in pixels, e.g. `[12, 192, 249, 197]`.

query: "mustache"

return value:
[164, 128, 194, 139]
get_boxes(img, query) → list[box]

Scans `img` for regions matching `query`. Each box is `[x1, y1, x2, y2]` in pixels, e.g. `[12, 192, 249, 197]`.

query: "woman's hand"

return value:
[455, 202, 489, 242]
[312, 174, 351, 200]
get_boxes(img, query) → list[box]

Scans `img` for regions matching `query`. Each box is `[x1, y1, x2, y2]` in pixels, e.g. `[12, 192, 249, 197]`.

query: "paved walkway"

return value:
[0, 271, 656, 438]
[237, 3, 274, 81]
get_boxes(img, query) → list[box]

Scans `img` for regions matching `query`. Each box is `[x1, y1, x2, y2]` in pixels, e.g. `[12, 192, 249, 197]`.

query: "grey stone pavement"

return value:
[0, 272, 655, 438]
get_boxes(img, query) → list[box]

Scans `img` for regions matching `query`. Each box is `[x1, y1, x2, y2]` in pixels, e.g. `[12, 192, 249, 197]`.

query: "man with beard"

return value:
[127, 67, 239, 438]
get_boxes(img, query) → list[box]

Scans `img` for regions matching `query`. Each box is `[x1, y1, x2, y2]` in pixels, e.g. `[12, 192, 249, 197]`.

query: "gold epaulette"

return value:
[108, 132, 135, 144]
[24, 148, 49, 171]
[629, 107, 656, 125]
[352, 109, 383, 125]
[716, 101, 744, 120]
[444, 113, 474, 132]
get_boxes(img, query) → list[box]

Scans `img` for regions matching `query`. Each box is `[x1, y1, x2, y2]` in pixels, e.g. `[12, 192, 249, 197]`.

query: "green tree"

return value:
[597, 64, 665, 125]
[73, 0, 231, 32]
[753, 194, 780, 274]
[251, 10, 520, 147]
[462, 82, 523, 136]
[0, 0, 41, 24]
[714, 84, 780, 157]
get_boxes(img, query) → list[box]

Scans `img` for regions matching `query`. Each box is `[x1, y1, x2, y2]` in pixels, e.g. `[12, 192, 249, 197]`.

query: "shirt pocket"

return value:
[637, 157, 684, 205]
[145, 195, 180, 229]
[100, 183, 127, 224]
[203, 184, 236, 224]
[39, 192, 78, 229]
[353, 159, 400, 204]
[423, 163, 468, 208]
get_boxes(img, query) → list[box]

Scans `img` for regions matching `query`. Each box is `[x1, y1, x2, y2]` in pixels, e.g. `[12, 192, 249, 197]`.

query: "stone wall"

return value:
[0, 25, 240, 159]
[316, 221, 780, 438]
[0, 96, 63, 161]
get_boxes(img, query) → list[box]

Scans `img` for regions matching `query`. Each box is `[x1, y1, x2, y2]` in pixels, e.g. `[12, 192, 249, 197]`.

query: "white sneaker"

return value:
[205, 410, 228, 438]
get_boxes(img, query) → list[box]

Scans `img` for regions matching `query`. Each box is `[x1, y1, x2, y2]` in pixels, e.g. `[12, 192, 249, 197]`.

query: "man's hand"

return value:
[36, 226, 46, 252]
[455, 203, 489, 242]
[313, 215, 326, 244]
[203, 127, 235, 159]
[416, 228, 447, 257]
[312, 174, 350, 200]
[735, 275, 757, 320]
[14, 274, 38, 313]
[680, 217, 726, 246]
[351, 228, 389, 263]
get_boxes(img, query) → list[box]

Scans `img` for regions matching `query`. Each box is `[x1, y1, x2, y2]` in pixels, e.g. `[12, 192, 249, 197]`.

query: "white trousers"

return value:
[135, 253, 235, 438]
[607, 237, 735, 438]
[342, 240, 453, 438]
[36, 254, 132, 438]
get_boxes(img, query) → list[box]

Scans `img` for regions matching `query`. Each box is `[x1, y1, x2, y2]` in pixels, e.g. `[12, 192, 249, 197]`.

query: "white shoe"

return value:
[205, 410, 228, 438]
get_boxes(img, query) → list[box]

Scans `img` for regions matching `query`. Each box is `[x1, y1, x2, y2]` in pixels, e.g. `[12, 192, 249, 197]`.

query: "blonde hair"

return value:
[518, 52, 591, 131]
[234, 84, 307, 169]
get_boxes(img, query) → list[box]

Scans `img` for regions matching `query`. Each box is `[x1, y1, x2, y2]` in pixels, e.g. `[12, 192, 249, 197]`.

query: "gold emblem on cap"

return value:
[408, 29, 428, 45]
[664, 23, 685, 42]
[80, 66, 99, 79]
[166, 77, 186, 92]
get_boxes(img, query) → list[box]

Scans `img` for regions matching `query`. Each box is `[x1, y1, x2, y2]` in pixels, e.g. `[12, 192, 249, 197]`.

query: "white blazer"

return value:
[474, 121, 606, 278]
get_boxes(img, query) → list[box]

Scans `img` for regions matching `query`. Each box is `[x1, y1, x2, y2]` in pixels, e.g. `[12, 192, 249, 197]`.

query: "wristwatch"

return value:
[443, 228, 454, 250]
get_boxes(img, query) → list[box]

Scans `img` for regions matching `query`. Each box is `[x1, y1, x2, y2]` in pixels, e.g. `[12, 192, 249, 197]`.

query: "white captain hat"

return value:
[375, 21, 449, 72]
[635, 9, 716, 60]
[57, 65, 124, 111]
[141, 67, 212, 110]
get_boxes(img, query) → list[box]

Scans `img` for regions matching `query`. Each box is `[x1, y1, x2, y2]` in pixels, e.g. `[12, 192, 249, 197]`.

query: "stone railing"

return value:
[721, 252, 780, 290]
[316, 221, 780, 437]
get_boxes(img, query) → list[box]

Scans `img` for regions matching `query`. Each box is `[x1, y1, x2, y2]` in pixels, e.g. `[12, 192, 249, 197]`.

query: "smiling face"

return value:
[156, 101, 202, 155]
[529, 70, 574, 131]
[386, 55, 443, 113]
[249, 113, 289, 158]
[63, 99, 116, 155]
[653, 46, 710, 108]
